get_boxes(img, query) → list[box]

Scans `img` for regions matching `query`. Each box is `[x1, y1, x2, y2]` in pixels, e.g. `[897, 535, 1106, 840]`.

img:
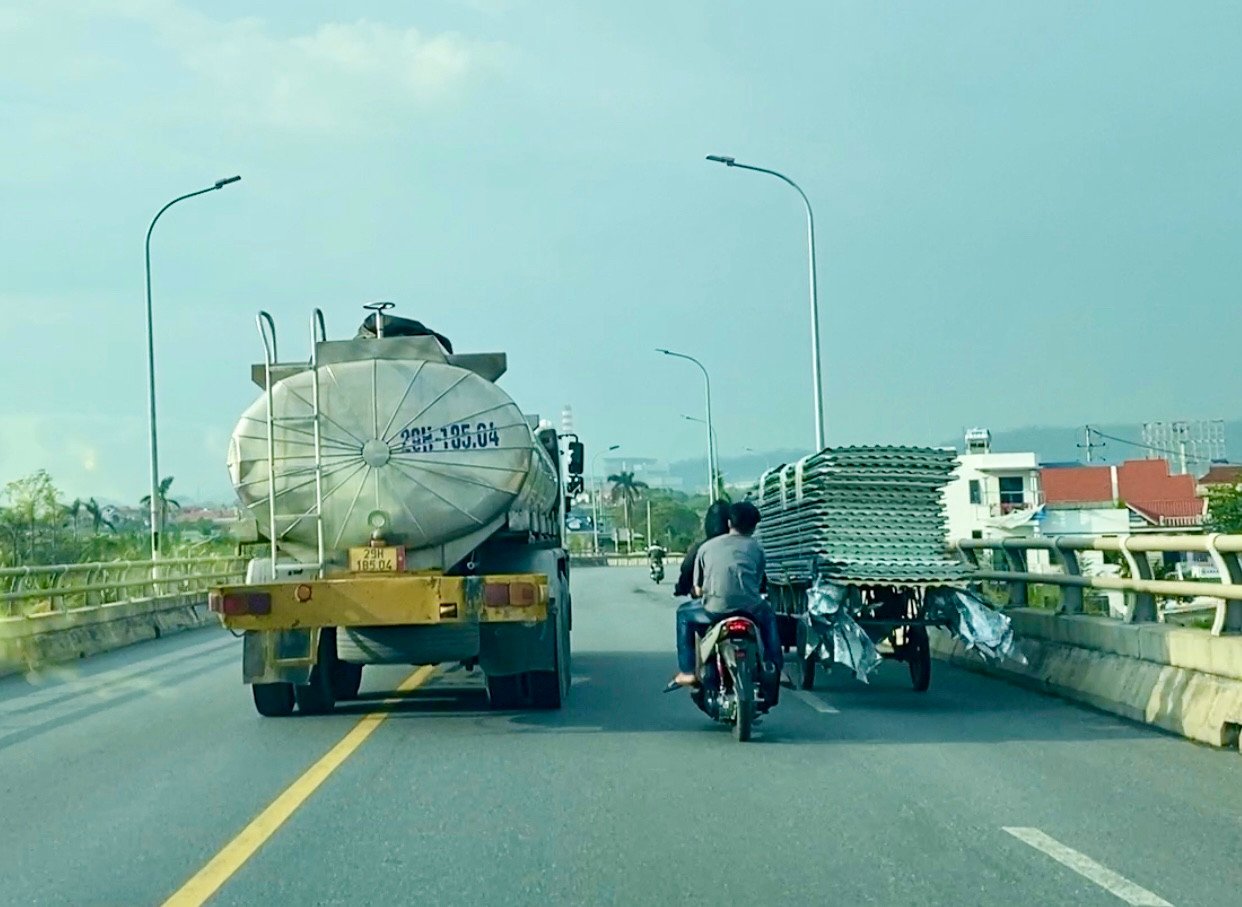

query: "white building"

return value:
[942, 429, 1043, 544]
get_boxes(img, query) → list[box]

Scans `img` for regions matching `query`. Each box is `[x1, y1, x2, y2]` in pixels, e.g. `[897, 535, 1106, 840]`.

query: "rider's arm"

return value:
[674, 545, 697, 597]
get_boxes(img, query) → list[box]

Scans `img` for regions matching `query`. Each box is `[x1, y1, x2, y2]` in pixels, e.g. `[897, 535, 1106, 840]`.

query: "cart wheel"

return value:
[793, 619, 818, 691]
[907, 625, 931, 692]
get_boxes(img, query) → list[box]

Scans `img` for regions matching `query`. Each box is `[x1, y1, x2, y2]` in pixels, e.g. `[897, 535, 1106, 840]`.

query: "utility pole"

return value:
[1176, 423, 1189, 475]
[646, 499, 652, 551]
[1077, 425, 1105, 464]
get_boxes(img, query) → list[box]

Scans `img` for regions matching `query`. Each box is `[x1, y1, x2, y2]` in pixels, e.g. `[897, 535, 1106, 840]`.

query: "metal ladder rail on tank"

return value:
[256, 310, 328, 581]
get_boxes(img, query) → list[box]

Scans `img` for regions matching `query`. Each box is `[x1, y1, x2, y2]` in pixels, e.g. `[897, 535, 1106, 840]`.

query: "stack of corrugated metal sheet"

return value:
[753, 446, 966, 585]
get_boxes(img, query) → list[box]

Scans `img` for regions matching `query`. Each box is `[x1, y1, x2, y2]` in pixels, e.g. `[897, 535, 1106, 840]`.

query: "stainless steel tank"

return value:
[228, 334, 558, 566]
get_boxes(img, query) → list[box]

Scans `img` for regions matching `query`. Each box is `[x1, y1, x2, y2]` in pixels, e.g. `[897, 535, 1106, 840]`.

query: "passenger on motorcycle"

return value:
[670, 501, 783, 694]
[673, 501, 729, 599]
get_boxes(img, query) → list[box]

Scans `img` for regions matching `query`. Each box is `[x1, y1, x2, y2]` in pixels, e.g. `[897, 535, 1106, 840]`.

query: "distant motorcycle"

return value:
[649, 561, 665, 584]
[683, 613, 778, 742]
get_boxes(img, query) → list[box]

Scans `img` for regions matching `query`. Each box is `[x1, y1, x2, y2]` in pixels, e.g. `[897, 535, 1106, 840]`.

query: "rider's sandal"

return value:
[663, 678, 699, 693]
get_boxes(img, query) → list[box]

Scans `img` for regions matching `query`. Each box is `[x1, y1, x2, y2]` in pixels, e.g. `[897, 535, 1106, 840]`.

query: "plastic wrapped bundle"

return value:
[804, 577, 883, 682]
[926, 587, 1026, 664]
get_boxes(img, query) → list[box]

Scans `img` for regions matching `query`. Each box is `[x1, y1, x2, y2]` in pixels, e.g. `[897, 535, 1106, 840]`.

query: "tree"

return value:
[4, 470, 61, 560]
[68, 498, 84, 542]
[646, 493, 703, 551]
[1206, 484, 1242, 534]
[139, 476, 181, 534]
[84, 498, 116, 534]
[605, 472, 648, 554]
[606, 471, 648, 505]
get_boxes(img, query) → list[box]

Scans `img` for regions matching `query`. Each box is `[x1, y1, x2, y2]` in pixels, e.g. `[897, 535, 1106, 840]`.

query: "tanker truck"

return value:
[209, 304, 580, 717]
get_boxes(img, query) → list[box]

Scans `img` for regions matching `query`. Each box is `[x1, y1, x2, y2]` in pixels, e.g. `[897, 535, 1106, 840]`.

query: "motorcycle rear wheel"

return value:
[732, 659, 754, 742]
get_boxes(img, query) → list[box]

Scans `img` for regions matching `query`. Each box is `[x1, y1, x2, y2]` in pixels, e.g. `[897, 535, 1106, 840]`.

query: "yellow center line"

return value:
[163, 666, 437, 907]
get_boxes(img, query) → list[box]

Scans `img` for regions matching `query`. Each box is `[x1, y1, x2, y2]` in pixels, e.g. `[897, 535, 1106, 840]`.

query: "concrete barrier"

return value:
[0, 595, 215, 679]
[932, 609, 1242, 751]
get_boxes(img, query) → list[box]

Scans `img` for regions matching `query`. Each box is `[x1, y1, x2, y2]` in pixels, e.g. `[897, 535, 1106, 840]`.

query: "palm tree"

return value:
[606, 471, 648, 554]
[68, 499, 84, 542]
[84, 498, 116, 534]
[139, 477, 181, 536]
[606, 471, 648, 505]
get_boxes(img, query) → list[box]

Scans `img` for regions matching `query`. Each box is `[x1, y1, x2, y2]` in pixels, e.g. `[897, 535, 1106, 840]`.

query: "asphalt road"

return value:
[0, 566, 1238, 906]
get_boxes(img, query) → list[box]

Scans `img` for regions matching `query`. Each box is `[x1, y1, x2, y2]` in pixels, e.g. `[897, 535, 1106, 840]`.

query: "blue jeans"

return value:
[676, 599, 784, 674]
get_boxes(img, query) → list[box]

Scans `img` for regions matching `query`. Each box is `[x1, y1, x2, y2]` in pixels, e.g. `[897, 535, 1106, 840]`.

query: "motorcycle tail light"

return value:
[723, 618, 753, 635]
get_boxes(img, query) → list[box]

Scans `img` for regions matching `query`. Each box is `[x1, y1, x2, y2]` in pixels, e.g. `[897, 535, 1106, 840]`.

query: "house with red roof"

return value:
[1196, 463, 1242, 495]
[1041, 458, 1205, 531]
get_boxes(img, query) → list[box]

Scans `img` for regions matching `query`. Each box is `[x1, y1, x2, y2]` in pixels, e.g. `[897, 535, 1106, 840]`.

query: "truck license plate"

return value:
[349, 546, 405, 573]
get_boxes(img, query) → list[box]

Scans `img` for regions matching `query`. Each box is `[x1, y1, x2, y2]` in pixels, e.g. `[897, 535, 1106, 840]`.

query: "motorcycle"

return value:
[649, 560, 665, 584]
[686, 614, 778, 742]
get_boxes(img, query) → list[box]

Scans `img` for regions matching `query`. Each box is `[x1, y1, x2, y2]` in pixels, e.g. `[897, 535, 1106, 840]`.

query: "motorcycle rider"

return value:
[669, 501, 783, 704]
[647, 542, 666, 572]
[671, 502, 730, 665]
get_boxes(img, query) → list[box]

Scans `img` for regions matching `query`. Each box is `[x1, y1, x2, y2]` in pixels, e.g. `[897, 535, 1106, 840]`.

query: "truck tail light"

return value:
[510, 582, 538, 607]
[483, 582, 539, 608]
[209, 591, 271, 616]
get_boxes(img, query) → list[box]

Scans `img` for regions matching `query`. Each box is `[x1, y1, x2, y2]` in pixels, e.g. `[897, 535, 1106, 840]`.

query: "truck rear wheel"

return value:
[332, 662, 364, 701]
[487, 673, 524, 710]
[295, 631, 337, 715]
[253, 682, 295, 717]
[529, 608, 569, 709]
[529, 670, 562, 709]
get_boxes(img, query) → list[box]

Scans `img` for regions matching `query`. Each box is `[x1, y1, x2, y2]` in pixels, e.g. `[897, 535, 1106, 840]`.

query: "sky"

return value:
[2, 0, 1240, 503]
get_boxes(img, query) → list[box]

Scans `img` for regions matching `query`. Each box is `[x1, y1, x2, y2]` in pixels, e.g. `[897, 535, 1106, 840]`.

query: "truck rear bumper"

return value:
[210, 573, 549, 632]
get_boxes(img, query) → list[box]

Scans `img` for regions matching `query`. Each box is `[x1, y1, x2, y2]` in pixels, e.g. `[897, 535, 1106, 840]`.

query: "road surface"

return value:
[0, 567, 1238, 905]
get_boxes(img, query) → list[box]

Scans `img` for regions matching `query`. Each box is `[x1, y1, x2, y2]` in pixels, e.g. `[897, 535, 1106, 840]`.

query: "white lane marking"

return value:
[1003, 827, 1172, 906]
[791, 689, 839, 714]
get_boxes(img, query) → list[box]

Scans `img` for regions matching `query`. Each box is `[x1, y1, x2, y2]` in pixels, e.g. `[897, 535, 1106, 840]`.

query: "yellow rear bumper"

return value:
[210, 573, 548, 631]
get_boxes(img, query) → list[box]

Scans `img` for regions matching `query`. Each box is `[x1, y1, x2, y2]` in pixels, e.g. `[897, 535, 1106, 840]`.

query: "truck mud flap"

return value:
[243, 629, 315, 686]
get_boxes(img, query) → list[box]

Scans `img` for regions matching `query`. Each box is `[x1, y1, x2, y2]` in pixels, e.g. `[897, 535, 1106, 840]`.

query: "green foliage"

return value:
[1205, 484, 1242, 534]
[139, 475, 181, 532]
[605, 471, 648, 505]
[0, 470, 221, 568]
[597, 487, 706, 552]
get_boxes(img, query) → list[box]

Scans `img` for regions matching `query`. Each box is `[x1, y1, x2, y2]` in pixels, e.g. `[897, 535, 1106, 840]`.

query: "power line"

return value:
[1086, 426, 1213, 466]
[1076, 425, 1105, 463]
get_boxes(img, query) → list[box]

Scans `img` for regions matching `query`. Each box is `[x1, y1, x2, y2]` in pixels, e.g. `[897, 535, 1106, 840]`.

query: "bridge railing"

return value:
[0, 557, 248, 618]
[953, 534, 1242, 636]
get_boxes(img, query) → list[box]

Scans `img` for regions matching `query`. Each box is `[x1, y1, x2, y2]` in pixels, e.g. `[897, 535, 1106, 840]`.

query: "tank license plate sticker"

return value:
[349, 546, 406, 573]
[395, 421, 502, 454]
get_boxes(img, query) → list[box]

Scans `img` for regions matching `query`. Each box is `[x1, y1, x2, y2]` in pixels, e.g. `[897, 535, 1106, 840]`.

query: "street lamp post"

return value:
[657, 349, 716, 502]
[683, 415, 720, 490]
[706, 154, 824, 451]
[592, 444, 621, 554]
[144, 175, 241, 559]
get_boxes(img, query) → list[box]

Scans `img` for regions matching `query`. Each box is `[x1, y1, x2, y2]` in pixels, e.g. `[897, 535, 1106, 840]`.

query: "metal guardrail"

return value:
[0, 557, 248, 617]
[953, 534, 1242, 636]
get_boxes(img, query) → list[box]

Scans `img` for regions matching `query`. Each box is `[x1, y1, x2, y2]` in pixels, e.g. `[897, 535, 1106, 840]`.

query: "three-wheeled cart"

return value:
[769, 579, 959, 693]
